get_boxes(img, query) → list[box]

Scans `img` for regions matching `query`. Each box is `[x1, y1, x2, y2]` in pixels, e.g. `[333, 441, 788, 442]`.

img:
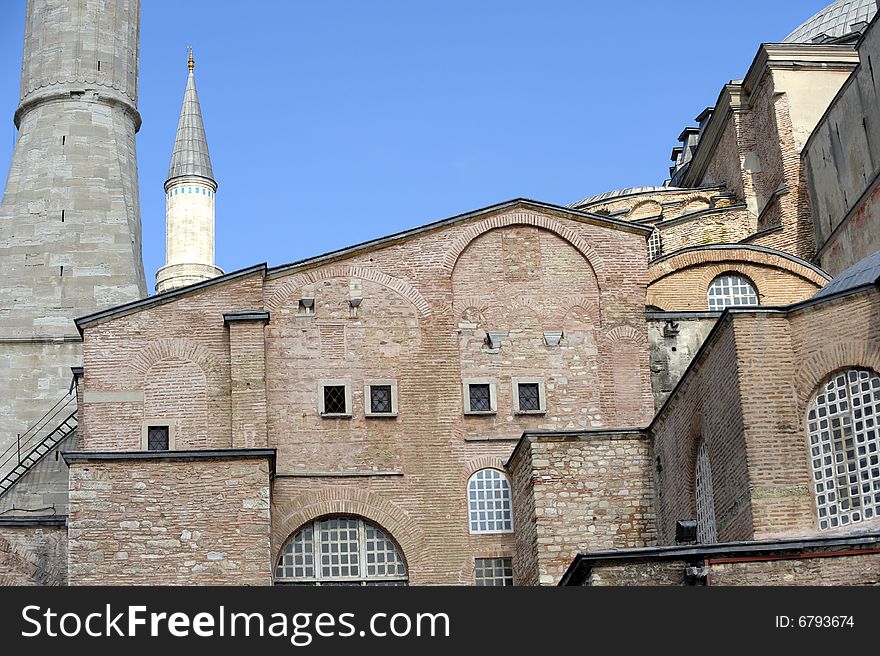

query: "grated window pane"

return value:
[707, 274, 758, 310]
[468, 469, 513, 533]
[808, 368, 880, 530]
[468, 384, 492, 412]
[695, 444, 717, 543]
[275, 517, 407, 586]
[323, 385, 347, 414]
[147, 426, 169, 451]
[647, 229, 663, 261]
[370, 385, 393, 414]
[475, 558, 513, 586]
[518, 383, 541, 412]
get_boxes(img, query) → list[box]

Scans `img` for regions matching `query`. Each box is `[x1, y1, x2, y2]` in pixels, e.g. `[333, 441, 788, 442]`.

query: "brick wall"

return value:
[508, 431, 656, 585]
[78, 202, 654, 585]
[67, 454, 272, 585]
[652, 316, 753, 544]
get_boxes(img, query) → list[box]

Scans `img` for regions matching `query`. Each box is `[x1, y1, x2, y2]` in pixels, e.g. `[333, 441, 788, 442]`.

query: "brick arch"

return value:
[648, 246, 830, 287]
[796, 356, 880, 411]
[559, 297, 602, 328]
[628, 200, 663, 220]
[605, 325, 645, 344]
[130, 338, 220, 377]
[271, 488, 427, 578]
[464, 456, 509, 483]
[266, 265, 431, 317]
[443, 211, 606, 287]
[681, 197, 712, 214]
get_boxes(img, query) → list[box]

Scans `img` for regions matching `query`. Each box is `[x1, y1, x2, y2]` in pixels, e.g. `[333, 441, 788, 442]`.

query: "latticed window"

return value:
[323, 385, 347, 415]
[706, 274, 758, 310]
[369, 385, 392, 414]
[468, 469, 513, 533]
[474, 558, 513, 586]
[468, 384, 492, 412]
[147, 426, 169, 451]
[695, 443, 717, 543]
[646, 229, 663, 261]
[517, 383, 541, 412]
[275, 517, 408, 585]
[807, 368, 880, 530]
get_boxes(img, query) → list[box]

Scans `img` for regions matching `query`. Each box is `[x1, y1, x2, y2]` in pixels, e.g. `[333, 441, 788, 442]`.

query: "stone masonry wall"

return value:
[68, 456, 272, 585]
[508, 432, 656, 585]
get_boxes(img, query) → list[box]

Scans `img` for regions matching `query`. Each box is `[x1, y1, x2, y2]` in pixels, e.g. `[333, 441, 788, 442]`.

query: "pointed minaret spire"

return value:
[156, 50, 223, 293]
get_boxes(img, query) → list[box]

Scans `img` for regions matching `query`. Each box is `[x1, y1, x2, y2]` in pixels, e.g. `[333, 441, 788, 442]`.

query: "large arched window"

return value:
[807, 368, 880, 530]
[695, 444, 717, 543]
[467, 469, 513, 534]
[275, 517, 408, 585]
[706, 274, 758, 310]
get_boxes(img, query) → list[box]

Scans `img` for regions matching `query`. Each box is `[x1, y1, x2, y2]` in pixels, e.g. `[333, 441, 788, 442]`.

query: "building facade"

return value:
[2, 0, 880, 586]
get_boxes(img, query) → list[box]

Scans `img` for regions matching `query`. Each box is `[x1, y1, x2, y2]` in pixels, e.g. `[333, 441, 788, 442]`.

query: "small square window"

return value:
[463, 379, 496, 415]
[371, 386, 392, 413]
[518, 383, 540, 411]
[474, 558, 513, 586]
[470, 384, 491, 412]
[323, 385, 347, 415]
[513, 379, 546, 414]
[147, 426, 169, 451]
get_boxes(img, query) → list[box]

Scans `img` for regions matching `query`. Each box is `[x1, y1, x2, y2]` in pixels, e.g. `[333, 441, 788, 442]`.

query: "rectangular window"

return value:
[469, 384, 491, 411]
[474, 558, 513, 586]
[463, 379, 497, 415]
[370, 386, 392, 413]
[512, 379, 546, 414]
[147, 425, 169, 451]
[323, 385, 347, 415]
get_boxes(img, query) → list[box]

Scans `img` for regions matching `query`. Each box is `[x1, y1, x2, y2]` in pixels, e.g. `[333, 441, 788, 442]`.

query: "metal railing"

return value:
[0, 393, 77, 495]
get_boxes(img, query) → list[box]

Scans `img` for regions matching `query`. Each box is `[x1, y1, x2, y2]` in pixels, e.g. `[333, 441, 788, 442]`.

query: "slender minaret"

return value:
[0, 0, 146, 477]
[156, 50, 223, 293]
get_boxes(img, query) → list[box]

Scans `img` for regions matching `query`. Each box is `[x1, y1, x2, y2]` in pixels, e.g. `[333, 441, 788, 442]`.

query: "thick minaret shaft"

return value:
[0, 0, 147, 483]
[156, 52, 222, 293]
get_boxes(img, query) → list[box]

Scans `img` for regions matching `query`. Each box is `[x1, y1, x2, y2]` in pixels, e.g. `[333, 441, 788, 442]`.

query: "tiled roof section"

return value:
[784, 0, 876, 43]
[812, 249, 880, 299]
[168, 70, 214, 181]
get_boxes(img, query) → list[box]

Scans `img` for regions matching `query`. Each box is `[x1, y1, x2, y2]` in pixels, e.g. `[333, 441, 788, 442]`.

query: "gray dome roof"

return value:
[784, 0, 876, 43]
[813, 249, 880, 299]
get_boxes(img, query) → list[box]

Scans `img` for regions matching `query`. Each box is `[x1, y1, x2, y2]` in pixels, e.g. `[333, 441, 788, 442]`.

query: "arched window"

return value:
[467, 469, 513, 534]
[707, 274, 758, 310]
[695, 444, 717, 543]
[807, 368, 880, 530]
[646, 229, 663, 262]
[275, 517, 407, 585]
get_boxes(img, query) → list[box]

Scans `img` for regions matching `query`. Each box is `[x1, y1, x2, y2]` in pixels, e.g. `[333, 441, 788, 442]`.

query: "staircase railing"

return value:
[0, 393, 78, 496]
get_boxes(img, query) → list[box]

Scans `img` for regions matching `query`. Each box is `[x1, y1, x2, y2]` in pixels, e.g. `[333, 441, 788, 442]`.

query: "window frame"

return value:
[140, 419, 176, 451]
[474, 557, 514, 586]
[463, 378, 497, 415]
[274, 517, 408, 586]
[706, 273, 759, 311]
[467, 468, 514, 535]
[807, 368, 880, 531]
[364, 379, 399, 418]
[512, 378, 546, 415]
[694, 443, 718, 544]
[318, 380, 352, 418]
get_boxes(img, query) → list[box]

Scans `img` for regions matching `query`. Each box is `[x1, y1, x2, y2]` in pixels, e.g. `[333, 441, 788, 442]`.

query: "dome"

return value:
[784, 0, 876, 43]
[812, 249, 880, 299]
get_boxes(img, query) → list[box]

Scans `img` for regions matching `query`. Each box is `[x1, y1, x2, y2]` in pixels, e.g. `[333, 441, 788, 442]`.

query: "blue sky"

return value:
[0, 0, 832, 290]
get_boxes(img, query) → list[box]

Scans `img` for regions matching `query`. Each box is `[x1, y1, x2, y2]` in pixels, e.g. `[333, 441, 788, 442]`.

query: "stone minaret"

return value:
[155, 50, 222, 293]
[0, 0, 147, 474]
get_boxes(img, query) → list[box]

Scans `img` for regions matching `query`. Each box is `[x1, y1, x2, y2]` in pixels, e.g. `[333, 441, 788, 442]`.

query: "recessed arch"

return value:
[443, 211, 607, 288]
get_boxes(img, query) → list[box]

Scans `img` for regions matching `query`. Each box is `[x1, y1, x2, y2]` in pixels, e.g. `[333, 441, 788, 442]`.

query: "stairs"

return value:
[0, 395, 77, 498]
